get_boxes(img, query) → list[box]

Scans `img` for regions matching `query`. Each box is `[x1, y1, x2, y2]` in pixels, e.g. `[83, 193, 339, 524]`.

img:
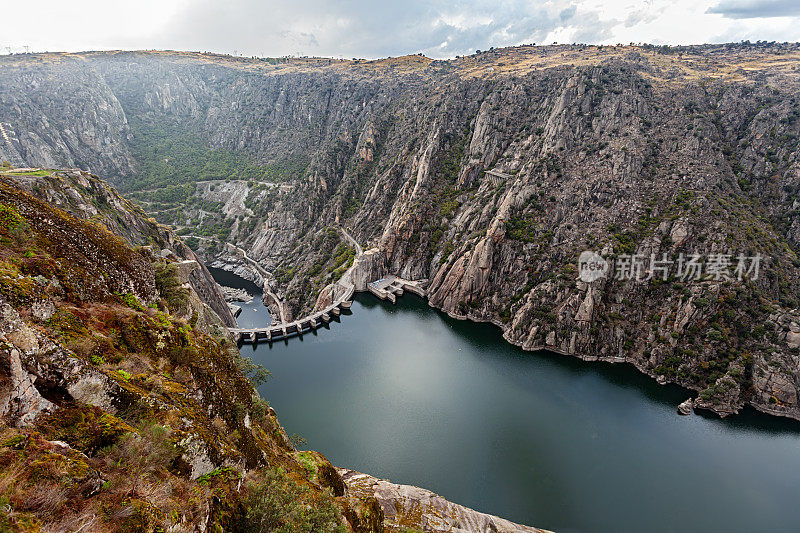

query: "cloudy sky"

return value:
[4, 0, 800, 59]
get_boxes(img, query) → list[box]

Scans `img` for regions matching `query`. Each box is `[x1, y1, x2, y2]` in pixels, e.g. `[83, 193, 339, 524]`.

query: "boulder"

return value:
[678, 398, 694, 415]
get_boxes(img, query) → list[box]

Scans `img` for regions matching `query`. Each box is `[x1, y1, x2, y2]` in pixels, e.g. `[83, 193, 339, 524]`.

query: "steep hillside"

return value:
[0, 169, 334, 531]
[3, 43, 800, 421]
[0, 169, 545, 532]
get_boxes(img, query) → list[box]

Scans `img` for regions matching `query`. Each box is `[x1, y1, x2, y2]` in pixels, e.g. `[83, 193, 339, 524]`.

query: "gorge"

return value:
[4, 44, 800, 420]
[0, 168, 545, 532]
[3, 41, 800, 531]
[239, 289, 800, 533]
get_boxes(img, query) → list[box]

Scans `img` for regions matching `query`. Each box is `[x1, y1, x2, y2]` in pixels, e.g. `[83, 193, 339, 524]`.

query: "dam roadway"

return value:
[228, 284, 354, 343]
[227, 227, 427, 343]
[228, 227, 391, 343]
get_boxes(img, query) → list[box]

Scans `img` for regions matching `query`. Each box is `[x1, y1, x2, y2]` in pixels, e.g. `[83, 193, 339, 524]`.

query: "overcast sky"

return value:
[4, 0, 800, 59]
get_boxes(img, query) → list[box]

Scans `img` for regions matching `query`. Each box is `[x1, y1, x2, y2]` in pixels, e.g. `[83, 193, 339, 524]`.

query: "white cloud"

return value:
[1, 0, 798, 58]
[708, 0, 800, 19]
[3, 0, 190, 53]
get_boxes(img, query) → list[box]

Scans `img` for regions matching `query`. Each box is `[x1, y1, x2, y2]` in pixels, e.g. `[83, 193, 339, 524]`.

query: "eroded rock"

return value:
[339, 469, 550, 533]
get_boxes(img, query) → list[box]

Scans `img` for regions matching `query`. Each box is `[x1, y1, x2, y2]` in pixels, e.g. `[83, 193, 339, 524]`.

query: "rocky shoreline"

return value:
[338, 469, 551, 533]
[446, 301, 798, 421]
[211, 242, 798, 422]
[219, 285, 253, 303]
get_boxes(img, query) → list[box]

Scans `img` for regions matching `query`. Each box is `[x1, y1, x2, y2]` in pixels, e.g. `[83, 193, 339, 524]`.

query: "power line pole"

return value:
[23, 45, 29, 54]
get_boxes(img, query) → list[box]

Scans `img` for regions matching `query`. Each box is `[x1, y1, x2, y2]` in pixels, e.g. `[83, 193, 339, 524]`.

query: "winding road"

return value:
[341, 226, 362, 255]
[222, 242, 289, 324]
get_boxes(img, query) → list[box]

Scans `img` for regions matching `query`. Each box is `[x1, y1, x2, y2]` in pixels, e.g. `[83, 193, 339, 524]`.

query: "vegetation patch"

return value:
[243, 467, 346, 533]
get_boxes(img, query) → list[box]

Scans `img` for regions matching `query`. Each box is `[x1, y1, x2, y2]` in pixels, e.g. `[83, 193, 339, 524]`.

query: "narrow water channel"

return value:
[211, 268, 800, 533]
[207, 266, 271, 328]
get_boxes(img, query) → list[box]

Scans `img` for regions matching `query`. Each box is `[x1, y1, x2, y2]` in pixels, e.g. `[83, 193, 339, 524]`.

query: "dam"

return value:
[222, 228, 427, 343]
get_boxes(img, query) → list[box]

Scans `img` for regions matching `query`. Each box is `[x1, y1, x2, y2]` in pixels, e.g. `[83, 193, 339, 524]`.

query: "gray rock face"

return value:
[339, 469, 551, 533]
[5, 44, 800, 420]
[30, 299, 55, 321]
[0, 306, 55, 426]
[0, 300, 122, 426]
[219, 286, 252, 303]
[0, 55, 135, 176]
[678, 398, 694, 415]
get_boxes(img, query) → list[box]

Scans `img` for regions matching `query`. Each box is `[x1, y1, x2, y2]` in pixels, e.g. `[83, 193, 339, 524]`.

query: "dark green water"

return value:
[221, 274, 800, 532]
[207, 267, 271, 328]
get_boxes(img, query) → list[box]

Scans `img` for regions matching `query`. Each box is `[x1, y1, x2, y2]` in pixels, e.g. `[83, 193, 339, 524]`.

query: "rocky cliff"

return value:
[5, 169, 236, 330]
[0, 55, 134, 176]
[0, 168, 544, 532]
[3, 43, 800, 422]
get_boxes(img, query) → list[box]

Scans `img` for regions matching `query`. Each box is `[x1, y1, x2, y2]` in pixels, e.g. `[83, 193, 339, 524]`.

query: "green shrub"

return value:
[120, 292, 145, 312]
[235, 353, 272, 387]
[504, 216, 537, 242]
[184, 236, 200, 250]
[154, 262, 190, 313]
[243, 468, 345, 533]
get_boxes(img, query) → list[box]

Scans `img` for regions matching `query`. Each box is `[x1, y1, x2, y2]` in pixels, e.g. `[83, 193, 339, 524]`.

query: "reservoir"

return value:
[207, 266, 270, 328]
[213, 270, 800, 533]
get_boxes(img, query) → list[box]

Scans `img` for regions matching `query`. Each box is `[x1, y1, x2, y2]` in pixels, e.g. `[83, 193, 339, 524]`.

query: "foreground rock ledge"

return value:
[339, 468, 551, 533]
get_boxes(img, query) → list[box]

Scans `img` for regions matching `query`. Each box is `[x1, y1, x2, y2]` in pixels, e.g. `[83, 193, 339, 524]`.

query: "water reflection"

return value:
[209, 267, 800, 533]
